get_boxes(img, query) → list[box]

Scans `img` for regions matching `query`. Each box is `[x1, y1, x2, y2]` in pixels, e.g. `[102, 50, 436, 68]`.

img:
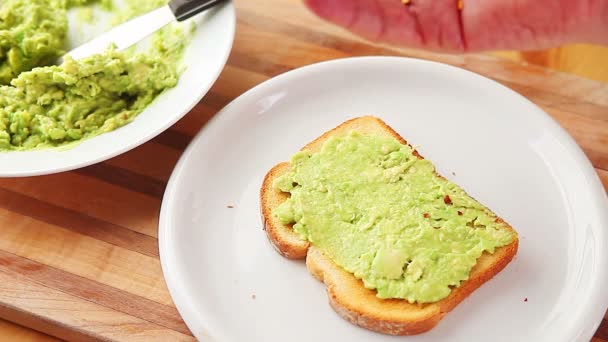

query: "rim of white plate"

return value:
[159, 56, 608, 341]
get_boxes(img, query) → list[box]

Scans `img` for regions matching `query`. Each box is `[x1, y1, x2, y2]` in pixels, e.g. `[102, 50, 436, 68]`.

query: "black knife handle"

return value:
[169, 0, 227, 22]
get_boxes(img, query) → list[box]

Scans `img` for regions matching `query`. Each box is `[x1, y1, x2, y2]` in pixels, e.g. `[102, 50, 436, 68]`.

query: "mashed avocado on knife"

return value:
[0, 0, 189, 151]
[273, 132, 515, 303]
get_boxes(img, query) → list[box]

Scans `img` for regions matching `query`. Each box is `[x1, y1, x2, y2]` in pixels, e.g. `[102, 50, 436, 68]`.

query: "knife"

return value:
[61, 0, 228, 62]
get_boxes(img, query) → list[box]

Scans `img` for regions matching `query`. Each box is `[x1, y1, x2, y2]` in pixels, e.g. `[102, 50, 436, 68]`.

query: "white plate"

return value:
[0, 2, 235, 177]
[159, 57, 608, 342]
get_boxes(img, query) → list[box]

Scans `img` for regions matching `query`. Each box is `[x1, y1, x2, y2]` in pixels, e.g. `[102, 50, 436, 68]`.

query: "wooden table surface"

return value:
[1, 0, 607, 341]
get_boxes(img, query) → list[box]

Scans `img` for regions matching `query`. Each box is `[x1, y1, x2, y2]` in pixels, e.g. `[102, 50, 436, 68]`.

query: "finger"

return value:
[462, 0, 608, 50]
[304, 0, 425, 49]
[370, 0, 426, 48]
[304, 0, 465, 52]
[303, 0, 358, 31]
[407, 0, 465, 52]
[462, 0, 568, 51]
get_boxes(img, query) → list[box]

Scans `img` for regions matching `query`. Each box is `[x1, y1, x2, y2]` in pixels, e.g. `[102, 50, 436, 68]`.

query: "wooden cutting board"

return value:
[0, 0, 607, 340]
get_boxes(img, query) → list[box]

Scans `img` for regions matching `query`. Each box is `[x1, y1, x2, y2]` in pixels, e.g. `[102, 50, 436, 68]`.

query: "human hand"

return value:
[303, 0, 608, 52]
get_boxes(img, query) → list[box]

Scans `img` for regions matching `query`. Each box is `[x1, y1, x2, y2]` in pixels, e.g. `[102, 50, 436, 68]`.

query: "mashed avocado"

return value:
[0, 0, 67, 85]
[0, 0, 188, 150]
[273, 132, 515, 303]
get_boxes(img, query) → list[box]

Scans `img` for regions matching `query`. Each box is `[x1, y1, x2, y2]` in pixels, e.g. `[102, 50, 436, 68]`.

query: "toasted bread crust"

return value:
[259, 116, 519, 335]
[261, 162, 310, 259]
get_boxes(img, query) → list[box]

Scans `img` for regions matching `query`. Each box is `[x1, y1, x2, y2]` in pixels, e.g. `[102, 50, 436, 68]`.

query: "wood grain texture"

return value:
[0, 319, 60, 342]
[0, 0, 606, 340]
[494, 44, 608, 83]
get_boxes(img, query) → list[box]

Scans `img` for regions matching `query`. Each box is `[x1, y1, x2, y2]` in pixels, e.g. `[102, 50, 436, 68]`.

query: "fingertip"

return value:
[302, 0, 333, 19]
[302, 0, 324, 15]
[303, 0, 356, 28]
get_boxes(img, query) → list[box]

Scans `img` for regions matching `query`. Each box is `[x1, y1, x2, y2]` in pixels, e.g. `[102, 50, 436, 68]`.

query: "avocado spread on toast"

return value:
[273, 132, 515, 303]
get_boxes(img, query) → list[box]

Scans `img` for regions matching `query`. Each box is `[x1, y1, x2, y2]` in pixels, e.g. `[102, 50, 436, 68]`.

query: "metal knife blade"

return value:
[60, 5, 175, 63]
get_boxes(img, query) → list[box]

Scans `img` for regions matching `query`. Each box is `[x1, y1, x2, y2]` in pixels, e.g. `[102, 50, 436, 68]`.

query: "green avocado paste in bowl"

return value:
[0, 0, 189, 151]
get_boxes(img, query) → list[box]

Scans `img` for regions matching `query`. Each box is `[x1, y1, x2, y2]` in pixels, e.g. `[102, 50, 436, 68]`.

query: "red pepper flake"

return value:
[457, 211, 463, 216]
[423, 213, 429, 218]
[524, 298, 528, 302]
[444, 195, 452, 205]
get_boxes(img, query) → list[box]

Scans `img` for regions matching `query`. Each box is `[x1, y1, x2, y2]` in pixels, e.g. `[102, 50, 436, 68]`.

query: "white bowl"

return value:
[0, 2, 235, 177]
[160, 57, 608, 342]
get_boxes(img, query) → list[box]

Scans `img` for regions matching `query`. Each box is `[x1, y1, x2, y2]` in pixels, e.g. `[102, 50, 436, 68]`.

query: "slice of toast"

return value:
[260, 116, 518, 335]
